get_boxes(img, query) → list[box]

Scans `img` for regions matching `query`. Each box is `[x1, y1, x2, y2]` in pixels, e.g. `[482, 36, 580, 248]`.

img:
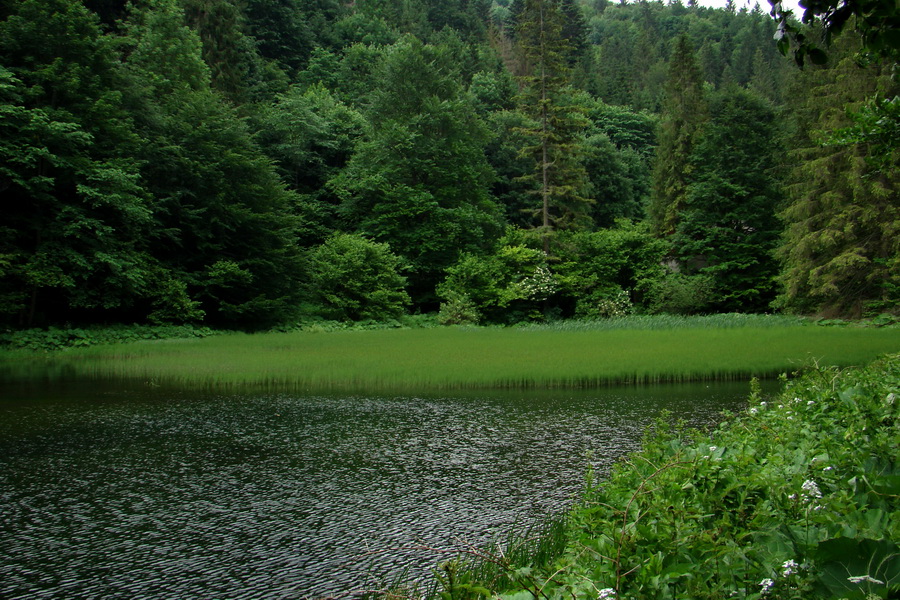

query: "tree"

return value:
[673, 87, 783, 313]
[252, 83, 365, 245]
[122, 0, 304, 328]
[0, 0, 159, 326]
[583, 100, 657, 226]
[648, 34, 708, 236]
[332, 37, 503, 306]
[771, 0, 900, 65]
[243, 0, 344, 75]
[777, 38, 899, 316]
[515, 0, 592, 252]
[306, 234, 410, 322]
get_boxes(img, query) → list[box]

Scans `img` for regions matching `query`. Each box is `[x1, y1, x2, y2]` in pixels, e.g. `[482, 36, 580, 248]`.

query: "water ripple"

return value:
[0, 381, 753, 599]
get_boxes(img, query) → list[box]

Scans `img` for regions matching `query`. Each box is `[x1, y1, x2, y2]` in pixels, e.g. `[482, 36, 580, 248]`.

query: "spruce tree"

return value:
[648, 34, 707, 236]
[515, 0, 591, 253]
[777, 38, 899, 316]
[674, 87, 783, 312]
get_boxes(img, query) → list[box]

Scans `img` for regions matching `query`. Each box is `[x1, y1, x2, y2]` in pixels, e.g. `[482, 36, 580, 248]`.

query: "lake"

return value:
[0, 377, 760, 599]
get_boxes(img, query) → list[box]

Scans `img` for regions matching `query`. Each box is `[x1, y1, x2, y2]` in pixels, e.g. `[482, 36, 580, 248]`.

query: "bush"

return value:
[554, 222, 668, 316]
[436, 233, 555, 324]
[437, 291, 481, 326]
[306, 233, 410, 322]
[643, 270, 716, 315]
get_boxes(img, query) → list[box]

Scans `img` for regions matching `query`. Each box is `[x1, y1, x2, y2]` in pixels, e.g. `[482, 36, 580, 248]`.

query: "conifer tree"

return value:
[515, 0, 591, 253]
[675, 87, 782, 312]
[777, 38, 899, 316]
[648, 34, 708, 236]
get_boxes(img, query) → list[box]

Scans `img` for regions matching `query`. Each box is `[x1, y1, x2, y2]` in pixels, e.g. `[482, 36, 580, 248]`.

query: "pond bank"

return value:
[435, 353, 900, 600]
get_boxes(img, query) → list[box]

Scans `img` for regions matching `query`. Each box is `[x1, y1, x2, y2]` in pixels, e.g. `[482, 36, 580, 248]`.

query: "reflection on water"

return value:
[0, 378, 762, 599]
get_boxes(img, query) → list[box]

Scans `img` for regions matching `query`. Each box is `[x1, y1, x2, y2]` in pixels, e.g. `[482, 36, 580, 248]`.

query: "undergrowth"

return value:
[0, 324, 217, 352]
[417, 353, 900, 600]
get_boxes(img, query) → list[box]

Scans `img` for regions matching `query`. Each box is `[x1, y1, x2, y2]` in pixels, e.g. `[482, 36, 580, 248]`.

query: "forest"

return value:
[0, 0, 897, 332]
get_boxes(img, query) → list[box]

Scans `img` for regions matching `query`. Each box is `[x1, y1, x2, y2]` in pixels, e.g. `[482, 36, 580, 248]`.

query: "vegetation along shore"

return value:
[419, 352, 900, 600]
[1, 316, 899, 392]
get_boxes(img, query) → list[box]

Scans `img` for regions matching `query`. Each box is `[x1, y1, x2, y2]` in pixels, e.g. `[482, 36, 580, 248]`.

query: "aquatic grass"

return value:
[3, 319, 899, 391]
[519, 313, 811, 331]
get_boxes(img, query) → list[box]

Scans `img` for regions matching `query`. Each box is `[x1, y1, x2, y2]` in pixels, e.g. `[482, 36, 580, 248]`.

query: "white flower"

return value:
[848, 575, 884, 585]
[597, 588, 617, 599]
[759, 578, 775, 595]
[793, 397, 802, 404]
[778, 404, 784, 409]
[782, 559, 798, 576]
[750, 407, 759, 415]
[709, 446, 718, 452]
[801, 479, 822, 501]
[823, 466, 834, 472]
[788, 493, 797, 500]
[807, 400, 815, 406]
[760, 401, 767, 407]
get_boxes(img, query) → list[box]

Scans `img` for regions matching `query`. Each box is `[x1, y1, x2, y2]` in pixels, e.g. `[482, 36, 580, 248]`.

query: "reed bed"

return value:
[8, 318, 899, 391]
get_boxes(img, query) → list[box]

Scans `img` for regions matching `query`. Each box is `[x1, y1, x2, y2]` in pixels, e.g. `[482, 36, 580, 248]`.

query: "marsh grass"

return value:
[4, 315, 898, 391]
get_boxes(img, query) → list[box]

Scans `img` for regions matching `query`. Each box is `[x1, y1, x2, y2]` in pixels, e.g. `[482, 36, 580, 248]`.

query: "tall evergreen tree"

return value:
[648, 34, 707, 236]
[515, 0, 591, 252]
[674, 87, 783, 312]
[777, 39, 899, 317]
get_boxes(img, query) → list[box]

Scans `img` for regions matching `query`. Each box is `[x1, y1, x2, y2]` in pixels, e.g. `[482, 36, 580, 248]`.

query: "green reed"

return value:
[5, 317, 898, 391]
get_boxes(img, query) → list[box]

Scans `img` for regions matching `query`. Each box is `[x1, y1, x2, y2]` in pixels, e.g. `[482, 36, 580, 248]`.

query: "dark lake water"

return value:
[0, 378, 761, 599]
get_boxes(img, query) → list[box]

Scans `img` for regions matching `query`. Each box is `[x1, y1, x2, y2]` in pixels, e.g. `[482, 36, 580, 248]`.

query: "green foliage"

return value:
[648, 34, 708, 236]
[674, 87, 783, 313]
[553, 222, 668, 317]
[829, 94, 900, 174]
[0, 324, 216, 352]
[122, 0, 305, 329]
[0, 0, 158, 327]
[251, 83, 365, 245]
[437, 291, 482, 326]
[644, 271, 716, 315]
[515, 0, 592, 249]
[437, 235, 555, 324]
[772, 0, 900, 65]
[435, 352, 900, 600]
[306, 233, 410, 322]
[333, 36, 503, 304]
[777, 39, 900, 318]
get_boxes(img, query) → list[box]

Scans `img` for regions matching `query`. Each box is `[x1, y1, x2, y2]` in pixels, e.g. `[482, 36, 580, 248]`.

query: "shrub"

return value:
[643, 270, 716, 315]
[437, 291, 481, 326]
[436, 234, 554, 324]
[306, 233, 410, 322]
[436, 354, 900, 600]
[554, 222, 668, 316]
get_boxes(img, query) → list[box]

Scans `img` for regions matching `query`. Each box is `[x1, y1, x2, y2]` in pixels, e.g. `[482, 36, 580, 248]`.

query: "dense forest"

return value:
[0, 0, 897, 331]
